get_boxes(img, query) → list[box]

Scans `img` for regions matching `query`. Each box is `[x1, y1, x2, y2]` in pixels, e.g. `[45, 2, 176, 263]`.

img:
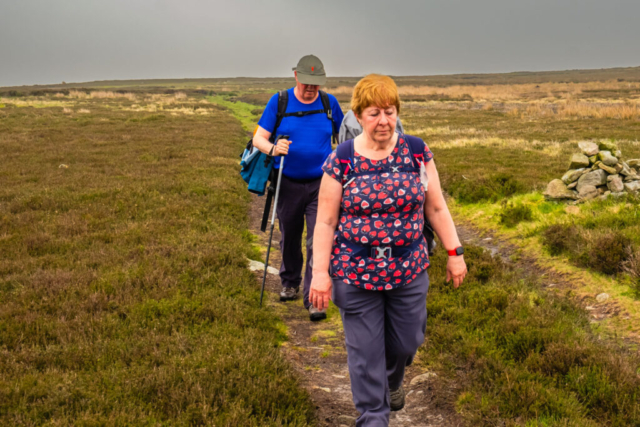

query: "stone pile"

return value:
[544, 141, 640, 202]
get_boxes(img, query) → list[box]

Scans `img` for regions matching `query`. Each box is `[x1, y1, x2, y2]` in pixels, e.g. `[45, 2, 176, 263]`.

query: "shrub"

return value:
[622, 250, 640, 298]
[499, 202, 533, 228]
[581, 232, 632, 275]
[448, 173, 525, 204]
[542, 224, 580, 256]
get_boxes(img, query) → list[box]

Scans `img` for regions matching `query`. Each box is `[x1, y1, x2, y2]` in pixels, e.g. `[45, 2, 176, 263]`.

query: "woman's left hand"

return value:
[446, 256, 467, 289]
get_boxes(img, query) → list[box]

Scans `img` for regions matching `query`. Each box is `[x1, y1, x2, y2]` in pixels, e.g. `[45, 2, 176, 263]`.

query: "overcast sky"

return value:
[1, 0, 639, 87]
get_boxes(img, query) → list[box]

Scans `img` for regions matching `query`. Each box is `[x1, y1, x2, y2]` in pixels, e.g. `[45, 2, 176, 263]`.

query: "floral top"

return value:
[322, 135, 434, 290]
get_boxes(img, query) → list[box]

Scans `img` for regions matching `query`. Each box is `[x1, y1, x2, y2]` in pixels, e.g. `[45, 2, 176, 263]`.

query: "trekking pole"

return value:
[260, 135, 288, 307]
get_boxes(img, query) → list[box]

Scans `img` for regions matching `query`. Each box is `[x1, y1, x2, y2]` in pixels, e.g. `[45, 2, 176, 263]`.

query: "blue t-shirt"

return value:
[258, 88, 344, 180]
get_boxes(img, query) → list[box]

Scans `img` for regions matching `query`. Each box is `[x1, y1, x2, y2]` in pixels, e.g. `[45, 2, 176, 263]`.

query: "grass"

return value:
[0, 97, 316, 425]
[422, 245, 640, 426]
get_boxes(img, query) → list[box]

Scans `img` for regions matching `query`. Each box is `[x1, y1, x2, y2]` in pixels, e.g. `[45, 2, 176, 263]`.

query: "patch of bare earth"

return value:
[247, 194, 462, 426]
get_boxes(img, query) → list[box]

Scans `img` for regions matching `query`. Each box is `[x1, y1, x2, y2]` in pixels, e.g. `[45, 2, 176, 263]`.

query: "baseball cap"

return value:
[292, 55, 326, 86]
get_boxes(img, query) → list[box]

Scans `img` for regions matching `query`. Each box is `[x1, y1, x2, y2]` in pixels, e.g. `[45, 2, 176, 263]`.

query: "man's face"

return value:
[295, 72, 320, 101]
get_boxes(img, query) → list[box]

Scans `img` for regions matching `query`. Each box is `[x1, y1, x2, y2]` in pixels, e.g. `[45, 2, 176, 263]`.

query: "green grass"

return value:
[0, 98, 315, 425]
[207, 95, 262, 133]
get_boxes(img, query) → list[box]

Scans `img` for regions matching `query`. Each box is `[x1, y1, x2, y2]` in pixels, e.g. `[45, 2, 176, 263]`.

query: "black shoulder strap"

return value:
[269, 90, 288, 143]
[319, 90, 337, 145]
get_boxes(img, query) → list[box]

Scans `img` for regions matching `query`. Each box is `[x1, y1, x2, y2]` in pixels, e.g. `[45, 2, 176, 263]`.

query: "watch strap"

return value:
[447, 246, 464, 256]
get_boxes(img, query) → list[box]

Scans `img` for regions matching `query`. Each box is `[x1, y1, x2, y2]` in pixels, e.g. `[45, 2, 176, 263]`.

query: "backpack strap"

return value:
[335, 139, 355, 185]
[269, 90, 288, 143]
[319, 90, 338, 145]
[403, 134, 426, 168]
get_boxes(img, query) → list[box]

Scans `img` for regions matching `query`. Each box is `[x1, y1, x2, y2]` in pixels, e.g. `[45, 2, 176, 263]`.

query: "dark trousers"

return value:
[332, 270, 430, 427]
[276, 174, 320, 309]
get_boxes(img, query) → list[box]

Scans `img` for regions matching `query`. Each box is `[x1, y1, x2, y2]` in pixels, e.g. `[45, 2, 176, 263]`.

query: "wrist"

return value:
[447, 246, 464, 257]
[313, 268, 330, 277]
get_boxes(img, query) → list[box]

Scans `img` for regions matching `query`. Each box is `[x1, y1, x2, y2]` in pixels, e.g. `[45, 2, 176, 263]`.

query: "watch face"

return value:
[456, 247, 464, 256]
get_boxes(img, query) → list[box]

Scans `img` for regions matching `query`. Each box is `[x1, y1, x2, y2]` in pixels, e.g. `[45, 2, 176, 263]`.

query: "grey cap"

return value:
[292, 54, 326, 86]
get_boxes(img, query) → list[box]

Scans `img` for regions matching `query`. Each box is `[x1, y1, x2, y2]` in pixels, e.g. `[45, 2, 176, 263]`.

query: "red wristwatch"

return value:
[447, 246, 464, 256]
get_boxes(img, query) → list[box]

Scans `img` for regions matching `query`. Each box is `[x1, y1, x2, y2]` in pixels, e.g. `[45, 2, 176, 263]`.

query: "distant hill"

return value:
[3, 65, 640, 92]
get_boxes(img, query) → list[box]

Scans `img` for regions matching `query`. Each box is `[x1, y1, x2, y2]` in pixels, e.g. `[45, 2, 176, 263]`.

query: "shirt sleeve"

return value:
[322, 150, 343, 183]
[257, 92, 279, 134]
[424, 141, 434, 163]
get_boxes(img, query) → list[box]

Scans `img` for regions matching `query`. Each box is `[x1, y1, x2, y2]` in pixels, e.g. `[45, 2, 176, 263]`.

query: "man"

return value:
[252, 55, 344, 321]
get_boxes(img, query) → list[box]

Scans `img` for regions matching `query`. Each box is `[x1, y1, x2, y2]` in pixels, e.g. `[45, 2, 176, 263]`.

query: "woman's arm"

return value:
[423, 160, 467, 288]
[310, 174, 343, 310]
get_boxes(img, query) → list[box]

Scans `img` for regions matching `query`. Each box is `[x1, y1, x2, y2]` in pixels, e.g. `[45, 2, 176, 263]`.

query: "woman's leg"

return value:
[333, 280, 389, 426]
[383, 270, 430, 391]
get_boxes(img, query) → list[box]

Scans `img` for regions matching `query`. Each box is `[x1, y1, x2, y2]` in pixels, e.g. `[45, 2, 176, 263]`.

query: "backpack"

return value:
[335, 135, 437, 256]
[239, 89, 338, 231]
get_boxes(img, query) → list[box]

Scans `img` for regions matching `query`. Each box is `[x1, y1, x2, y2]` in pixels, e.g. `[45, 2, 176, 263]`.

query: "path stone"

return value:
[565, 206, 580, 215]
[338, 415, 357, 426]
[247, 258, 279, 275]
[596, 293, 610, 303]
[578, 141, 600, 156]
[410, 372, 438, 386]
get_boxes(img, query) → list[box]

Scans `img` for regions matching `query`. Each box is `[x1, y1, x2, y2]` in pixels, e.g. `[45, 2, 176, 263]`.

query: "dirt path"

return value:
[247, 194, 463, 427]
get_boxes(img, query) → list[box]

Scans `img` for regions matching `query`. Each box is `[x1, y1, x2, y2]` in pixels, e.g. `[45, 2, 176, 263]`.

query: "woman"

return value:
[310, 74, 467, 426]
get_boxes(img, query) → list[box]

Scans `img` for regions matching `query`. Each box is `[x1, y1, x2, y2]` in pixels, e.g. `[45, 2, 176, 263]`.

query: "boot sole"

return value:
[279, 295, 297, 301]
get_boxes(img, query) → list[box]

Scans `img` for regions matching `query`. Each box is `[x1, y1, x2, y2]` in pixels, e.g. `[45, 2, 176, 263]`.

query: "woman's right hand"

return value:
[310, 271, 332, 311]
[273, 139, 291, 156]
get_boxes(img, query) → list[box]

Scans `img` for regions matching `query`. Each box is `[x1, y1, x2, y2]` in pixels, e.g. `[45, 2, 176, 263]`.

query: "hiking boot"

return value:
[308, 304, 327, 321]
[390, 386, 405, 411]
[279, 286, 299, 301]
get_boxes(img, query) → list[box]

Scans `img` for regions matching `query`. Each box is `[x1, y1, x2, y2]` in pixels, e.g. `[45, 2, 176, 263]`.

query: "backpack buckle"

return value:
[373, 246, 392, 259]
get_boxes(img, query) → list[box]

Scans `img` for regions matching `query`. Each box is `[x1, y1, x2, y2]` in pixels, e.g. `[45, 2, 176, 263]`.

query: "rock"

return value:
[597, 151, 618, 166]
[567, 181, 578, 189]
[569, 153, 590, 170]
[611, 192, 626, 198]
[596, 293, 610, 303]
[578, 141, 600, 156]
[627, 159, 640, 168]
[410, 372, 438, 386]
[561, 168, 586, 184]
[337, 415, 357, 426]
[565, 206, 580, 215]
[588, 155, 598, 164]
[604, 190, 611, 196]
[597, 162, 618, 175]
[313, 386, 331, 393]
[576, 170, 607, 192]
[578, 185, 598, 200]
[624, 181, 640, 193]
[620, 162, 633, 176]
[615, 150, 622, 158]
[544, 179, 579, 200]
[624, 174, 640, 182]
[614, 163, 624, 173]
[598, 140, 618, 152]
[247, 258, 279, 275]
[597, 186, 607, 195]
[607, 175, 625, 193]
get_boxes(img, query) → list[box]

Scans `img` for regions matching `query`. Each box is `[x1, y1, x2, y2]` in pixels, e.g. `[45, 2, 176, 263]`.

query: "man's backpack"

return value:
[335, 135, 437, 256]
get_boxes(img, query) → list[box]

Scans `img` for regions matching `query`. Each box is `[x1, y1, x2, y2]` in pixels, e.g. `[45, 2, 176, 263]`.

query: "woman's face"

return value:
[358, 105, 398, 144]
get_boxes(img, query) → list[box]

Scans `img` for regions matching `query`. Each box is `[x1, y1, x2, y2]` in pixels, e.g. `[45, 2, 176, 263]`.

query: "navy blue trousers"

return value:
[276, 174, 321, 309]
[332, 270, 430, 426]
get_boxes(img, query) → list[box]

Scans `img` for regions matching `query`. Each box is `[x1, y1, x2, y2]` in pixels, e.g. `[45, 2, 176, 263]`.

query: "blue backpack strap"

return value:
[403, 134, 426, 168]
[335, 139, 355, 184]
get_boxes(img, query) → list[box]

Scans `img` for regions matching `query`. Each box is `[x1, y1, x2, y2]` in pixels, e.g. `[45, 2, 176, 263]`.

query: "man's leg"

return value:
[276, 175, 305, 295]
[384, 270, 430, 391]
[333, 280, 390, 426]
[302, 177, 321, 310]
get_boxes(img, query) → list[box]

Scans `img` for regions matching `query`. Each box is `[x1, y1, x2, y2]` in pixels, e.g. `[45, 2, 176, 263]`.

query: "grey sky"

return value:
[1, 0, 639, 87]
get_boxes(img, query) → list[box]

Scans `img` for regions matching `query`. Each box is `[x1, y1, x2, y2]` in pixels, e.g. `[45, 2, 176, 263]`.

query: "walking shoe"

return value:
[279, 286, 299, 301]
[390, 386, 405, 411]
[308, 304, 327, 321]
